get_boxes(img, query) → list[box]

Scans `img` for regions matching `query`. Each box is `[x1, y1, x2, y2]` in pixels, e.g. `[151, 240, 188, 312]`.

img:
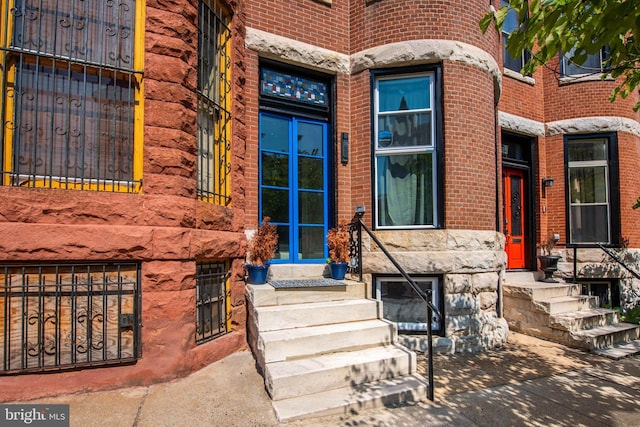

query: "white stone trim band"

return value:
[499, 112, 545, 136]
[499, 112, 640, 138]
[246, 28, 502, 99]
[245, 28, 350, 74]
[546, 117, 640, 137]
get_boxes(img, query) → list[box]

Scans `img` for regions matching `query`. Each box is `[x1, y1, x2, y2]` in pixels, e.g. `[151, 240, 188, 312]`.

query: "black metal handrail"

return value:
[570, 244, 640, 283]
[597, 244, 640, 280]
[349, 207, 441, 401]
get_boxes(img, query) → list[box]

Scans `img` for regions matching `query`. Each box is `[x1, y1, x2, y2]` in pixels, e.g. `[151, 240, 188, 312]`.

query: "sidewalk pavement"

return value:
[9, 333, 640, 427]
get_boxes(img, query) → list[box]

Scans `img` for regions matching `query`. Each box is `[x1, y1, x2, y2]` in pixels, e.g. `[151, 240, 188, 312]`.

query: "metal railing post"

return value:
[426, 292, 435, 401]
[349, 206, 441, 401]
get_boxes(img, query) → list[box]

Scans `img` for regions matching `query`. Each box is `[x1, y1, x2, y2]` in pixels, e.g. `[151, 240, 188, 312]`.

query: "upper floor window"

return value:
[197, 0, 231, 205]
[0, 0, 144, 192]
[561, 47, 609, 77]
[373, 71, 439, 229]
[566, 135, 619, 245]
[501, 0, 530, 74]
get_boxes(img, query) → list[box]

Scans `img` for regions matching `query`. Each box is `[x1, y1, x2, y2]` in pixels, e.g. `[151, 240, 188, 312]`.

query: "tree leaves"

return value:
[482, 0, 640, 111]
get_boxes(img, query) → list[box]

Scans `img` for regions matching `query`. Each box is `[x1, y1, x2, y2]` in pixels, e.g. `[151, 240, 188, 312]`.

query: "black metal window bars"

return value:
[197, 0, 232, 205]
[0, 0, 143, 192]
[1, 263, 141, 375]
[195, 261, 229, 344]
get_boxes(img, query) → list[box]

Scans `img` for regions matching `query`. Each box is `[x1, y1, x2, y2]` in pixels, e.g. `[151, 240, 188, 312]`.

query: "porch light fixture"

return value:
[341, 132, 349, 165]
[542, 177, 554, 197]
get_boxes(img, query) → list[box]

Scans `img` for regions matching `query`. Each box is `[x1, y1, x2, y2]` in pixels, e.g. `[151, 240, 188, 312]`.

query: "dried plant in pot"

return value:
[246, 217, 278, 284]
[538, 233, 561, 283]
[327, 221, 350, 280]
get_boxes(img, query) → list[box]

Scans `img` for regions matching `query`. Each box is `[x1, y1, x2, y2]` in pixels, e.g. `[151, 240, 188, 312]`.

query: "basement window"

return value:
[196, 261, 229, 344]
[1, 263, 141, 374]
[374, 275, 442, 335]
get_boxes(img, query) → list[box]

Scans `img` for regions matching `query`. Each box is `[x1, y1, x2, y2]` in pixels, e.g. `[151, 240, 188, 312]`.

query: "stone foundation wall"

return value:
[361, 229, 509, 353]
[556, 248, 640, 311]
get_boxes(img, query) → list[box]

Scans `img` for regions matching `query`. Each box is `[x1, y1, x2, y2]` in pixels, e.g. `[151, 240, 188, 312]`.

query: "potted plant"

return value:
[246, 217, 278, 284]
[538, 233, 561, 283]
[327, 221, 350, 280]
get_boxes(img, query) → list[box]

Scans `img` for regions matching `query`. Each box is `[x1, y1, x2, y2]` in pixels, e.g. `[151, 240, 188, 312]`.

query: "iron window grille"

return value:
[1, 262, 141, 375]
[197, 0, 232, 205]
[0, 0, 144, 192]
[195, 261, 229, 344]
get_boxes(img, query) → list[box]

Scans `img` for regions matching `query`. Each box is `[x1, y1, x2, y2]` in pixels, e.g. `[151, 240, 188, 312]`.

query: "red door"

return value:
[503, 168, 526, 269]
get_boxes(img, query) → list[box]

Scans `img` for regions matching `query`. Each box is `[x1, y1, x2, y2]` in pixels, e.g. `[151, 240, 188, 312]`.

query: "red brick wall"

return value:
[499, 70, 545, 122]
[244, 0, 350, 54]
[542, 57, 640, 123]
[443, 61, 497, 230]
[351, 0, 500, 60]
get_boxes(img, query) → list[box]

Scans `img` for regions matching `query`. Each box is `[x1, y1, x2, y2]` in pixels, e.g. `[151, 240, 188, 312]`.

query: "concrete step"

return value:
[247, 281, 365, 307]
[593, 339, 640, 359]
[550, 308, 619, 332]
[504, 271, 542, 283]
[504, 282, 580, 301]
[257, 319, 396, 365]
[265, 345, 416, 401]
[572, 323, 640, 350]
[271, 373, 428, 422]
[253, 298, 379, 332]
[533, 295, 598, 315]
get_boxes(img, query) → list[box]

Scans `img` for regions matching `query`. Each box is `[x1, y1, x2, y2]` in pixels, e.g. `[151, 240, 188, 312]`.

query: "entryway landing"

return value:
[504, 271, 640, 359]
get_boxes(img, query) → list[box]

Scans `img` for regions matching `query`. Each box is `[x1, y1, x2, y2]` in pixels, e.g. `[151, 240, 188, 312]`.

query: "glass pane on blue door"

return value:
[262, 153, 289, 187]
[299, 191, 324, 224]
[298, 226, 325, 260]
[262, 188, 289, 223]
[298, 122, 324, 156]
[261, 115, 290, 152]
[298, 157, 323, 190]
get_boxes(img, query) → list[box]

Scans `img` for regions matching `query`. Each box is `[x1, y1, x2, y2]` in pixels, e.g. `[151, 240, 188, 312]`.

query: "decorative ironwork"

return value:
[196, 0, 232, 205]
[1, 0, 142, 192]
[195, 261, 228, 344]
[1, 263, 141, 374]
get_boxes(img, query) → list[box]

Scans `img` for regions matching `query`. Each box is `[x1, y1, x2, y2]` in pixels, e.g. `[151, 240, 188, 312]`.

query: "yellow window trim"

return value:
[199, 0, 232, 206]
[1, 0, 145, 193]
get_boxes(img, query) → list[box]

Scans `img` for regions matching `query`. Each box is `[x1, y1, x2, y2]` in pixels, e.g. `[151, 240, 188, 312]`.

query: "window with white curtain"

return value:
[567, 137, 611, 243]
[373, 72, 437, 228]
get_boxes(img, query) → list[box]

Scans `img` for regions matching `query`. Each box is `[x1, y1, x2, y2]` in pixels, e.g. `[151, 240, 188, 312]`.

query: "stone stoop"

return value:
[504, 272, 640, 358]
[246, 280, 428, 422]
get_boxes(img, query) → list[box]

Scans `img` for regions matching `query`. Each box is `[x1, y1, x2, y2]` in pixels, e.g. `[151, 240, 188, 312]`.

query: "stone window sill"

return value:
[503, 68, 535, 86]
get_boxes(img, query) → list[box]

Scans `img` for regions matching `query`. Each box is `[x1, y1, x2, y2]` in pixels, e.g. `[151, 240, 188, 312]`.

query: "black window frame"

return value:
[369, 64, 444, 230]
[560, 47, 610, 77]
[564, 133, 620, 247]
[501, 0, 531, 74]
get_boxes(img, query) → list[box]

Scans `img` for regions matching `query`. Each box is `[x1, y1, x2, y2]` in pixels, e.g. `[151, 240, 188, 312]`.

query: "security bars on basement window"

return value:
[1, 263, 141, 374]
[195, 261, 229, 344]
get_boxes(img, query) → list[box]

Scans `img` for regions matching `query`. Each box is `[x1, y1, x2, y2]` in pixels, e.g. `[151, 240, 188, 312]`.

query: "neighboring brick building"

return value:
[1, 0, 638, 401]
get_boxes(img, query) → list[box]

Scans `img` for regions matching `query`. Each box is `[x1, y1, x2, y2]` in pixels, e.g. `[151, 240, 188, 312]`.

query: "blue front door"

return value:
[259, 113, 329, 263]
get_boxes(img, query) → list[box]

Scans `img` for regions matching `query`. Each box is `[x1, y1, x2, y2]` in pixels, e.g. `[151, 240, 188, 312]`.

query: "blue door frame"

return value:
[259, 112, 329, 263]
